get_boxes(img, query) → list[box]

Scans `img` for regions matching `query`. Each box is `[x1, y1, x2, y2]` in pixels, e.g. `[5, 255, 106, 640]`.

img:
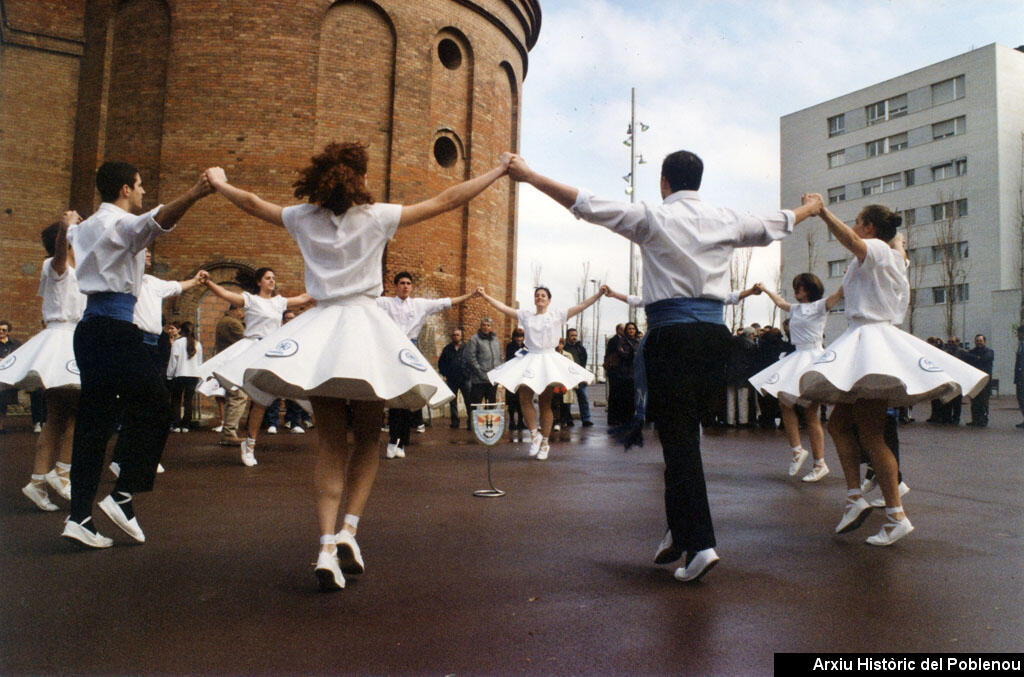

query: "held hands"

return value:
[600, 284, 610, 296]
[204, 167, 228, 191]
[59, 210, 82, 228]
[801, 192, 824, 215]
[506, 154, 532, 182]
[474, 285, 487, 298]
[197, 270, 211, 286]
[753, 282, 767, 294]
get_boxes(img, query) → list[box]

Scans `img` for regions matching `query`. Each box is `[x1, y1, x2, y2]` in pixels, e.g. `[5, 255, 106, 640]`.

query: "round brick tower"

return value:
[0, 0, 540, 362]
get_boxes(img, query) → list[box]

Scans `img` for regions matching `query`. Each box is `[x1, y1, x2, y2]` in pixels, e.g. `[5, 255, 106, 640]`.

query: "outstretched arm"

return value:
[198, 271, 246, 307]
[399, 155, 510, 227]
[449, 290, 477, 306]
[736, 285, 762, 302]
[811, 196, 868, 263]
[52, 210, 81, 276]
[475, 286, 518, 320]
[507, 155, 579, 209]
[754, 282, 791, 312]
[567, 287, 604, 320]
[204, 167, 284, 227]
[178, 271, 204, 294]
[790, 192, 823, 227]
[285, 292, 314, 309]
[825, 286, 844, 311]
[153, 175, 214, 230]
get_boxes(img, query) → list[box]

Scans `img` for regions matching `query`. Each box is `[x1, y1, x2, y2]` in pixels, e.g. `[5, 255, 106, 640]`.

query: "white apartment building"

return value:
[780, 43, 1024, 390]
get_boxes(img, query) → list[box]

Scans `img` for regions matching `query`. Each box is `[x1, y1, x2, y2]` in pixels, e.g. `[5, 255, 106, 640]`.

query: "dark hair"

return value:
[624, 322, 639, 336]
[792, 273, 824, 302]
[96, 161, 139, 202]
[567, 327, 578, 335]
[179, 321, 197, 359]
[0, 319, 11, 330]
[394, 271, 413, 285]
[661, 150, 703, 193]
[293, 141, 374, 215]
[40, 222, 61, 257]
[534, 286, 552, 300]
[235, 267, 274, 294]
[859, 204, 902, 241]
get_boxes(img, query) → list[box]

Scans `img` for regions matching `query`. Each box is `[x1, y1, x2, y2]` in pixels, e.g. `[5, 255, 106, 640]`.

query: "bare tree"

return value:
[531, 261, 543, 288]
[902, 221, 926, 335]
[805, 228, 820, 273]
[932, 192, 970, 338]
[576, 261, 591, 332]
[728, 247, 753, 331]
[1017, 132, 1024, 326]
[768, 265, 782, 328]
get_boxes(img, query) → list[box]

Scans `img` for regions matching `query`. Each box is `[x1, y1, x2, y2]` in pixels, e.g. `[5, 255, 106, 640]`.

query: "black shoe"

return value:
[582, 420, 594, 427]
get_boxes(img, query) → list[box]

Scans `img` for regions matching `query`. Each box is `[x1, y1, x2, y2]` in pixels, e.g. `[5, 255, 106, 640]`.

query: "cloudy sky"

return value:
[514, 0, 1023, 343]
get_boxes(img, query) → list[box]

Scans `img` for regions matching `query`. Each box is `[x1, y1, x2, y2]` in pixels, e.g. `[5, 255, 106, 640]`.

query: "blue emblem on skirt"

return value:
[766, 373, 779, 384]
[918, 357, 943, 373]
[814, 350, 837, 364]
[265, 339, 299, 358]
[66, 360, 79, 375]
[0, 354, 14, 370]
[399, 349, 428, 371]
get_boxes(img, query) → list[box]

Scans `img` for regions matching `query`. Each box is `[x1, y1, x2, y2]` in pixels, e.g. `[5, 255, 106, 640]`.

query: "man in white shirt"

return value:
[376, 271, 475, 458]
[507, 150, 820, 583]
[63, 161, 211, 549]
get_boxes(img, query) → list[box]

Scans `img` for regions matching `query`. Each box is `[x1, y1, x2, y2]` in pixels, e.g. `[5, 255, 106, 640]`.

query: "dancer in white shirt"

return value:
[748, 275, 842, 482]
[787, 201, 987, 545]
[477, 285, 603, 460]
[198, 268, 311, 466]
[1, 211, 85, 511]
[202, 141, 509, 591]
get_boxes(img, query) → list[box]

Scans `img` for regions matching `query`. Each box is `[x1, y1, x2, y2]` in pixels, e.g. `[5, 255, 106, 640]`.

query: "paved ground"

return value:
[1, 398, 1022, 675]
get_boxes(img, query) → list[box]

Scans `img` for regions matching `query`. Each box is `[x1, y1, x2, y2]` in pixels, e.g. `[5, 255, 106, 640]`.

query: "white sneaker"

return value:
[45, 468, 71, 501]
[788, 447, 809, 476]
[869, 481, 910, 508]
[180, 427, 188, 433]
[802, 462, 830, 483]
[553, 424, 561, 431]
[33, 422, 42, 433]
[393, 444, 405, 458]
[23, 482, 59, 511]
[528, 430, 542, 457]
[212, 425, 224, 433]
[333, 529, 365, 575]
[99, 494, 145, 543]
[536, 440, 550, 461]
[291, 425, 305, 434]
[385, 442, 397, 459]
[240, 440, 257, 467]
[315, 550, 345, 591]
[866, 509, 914, 546]
[415, 424, 426, 433]
[673, 548, 720, 582]
[156, 463, 165, 474]
[267, 425, 278, 434]
[109, 461, 121, 478]
[62, 517, 113, 549]
[835, 495, 872, 534]
[170, 427, 181, 433]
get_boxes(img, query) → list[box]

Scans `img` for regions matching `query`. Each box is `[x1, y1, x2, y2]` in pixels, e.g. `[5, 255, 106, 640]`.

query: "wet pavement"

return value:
[1, 399, 1022, 675]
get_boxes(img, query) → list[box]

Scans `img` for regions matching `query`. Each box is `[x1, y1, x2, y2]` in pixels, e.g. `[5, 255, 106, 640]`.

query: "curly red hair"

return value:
[293, 141, 374, 215]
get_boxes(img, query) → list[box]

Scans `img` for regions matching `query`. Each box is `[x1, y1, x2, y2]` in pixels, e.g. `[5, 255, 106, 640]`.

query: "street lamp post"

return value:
[622, 87, 647, 324]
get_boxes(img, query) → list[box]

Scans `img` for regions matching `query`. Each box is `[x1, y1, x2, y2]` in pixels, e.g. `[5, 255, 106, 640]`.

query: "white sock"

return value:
[55, 461, 71, 472]
[343, 514, 359, 532]
[30, 473, 46, 485]
[790, 446, 805, 454]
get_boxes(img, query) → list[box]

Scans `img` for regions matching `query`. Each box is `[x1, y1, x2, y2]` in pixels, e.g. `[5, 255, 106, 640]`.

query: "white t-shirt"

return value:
[841, 238, 910, 323]
[281, 202, 404, 301]
[73, 202, 168, 296]
[242, 292, 288, 338]
[376, 296, 452, 340]
[517, 308, 568, 352]
[38, 258, 85, 324]
[167, 336, 204, 378]
[787, 298, 827, 348]
[133, 275, 182, 335]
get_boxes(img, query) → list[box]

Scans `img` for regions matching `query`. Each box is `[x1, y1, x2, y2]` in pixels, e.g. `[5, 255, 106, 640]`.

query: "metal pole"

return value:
[628, 87, 639, 323]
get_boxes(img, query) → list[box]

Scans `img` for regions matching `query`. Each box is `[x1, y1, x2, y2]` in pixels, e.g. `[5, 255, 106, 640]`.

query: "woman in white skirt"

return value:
[197, 267, 311, 466]
[202, 142, 510, 591]
[785, 201, 987, 545]
[749, 275, 842, 482]
[0, 211, 85, 511]
[477, 285, 604, 460]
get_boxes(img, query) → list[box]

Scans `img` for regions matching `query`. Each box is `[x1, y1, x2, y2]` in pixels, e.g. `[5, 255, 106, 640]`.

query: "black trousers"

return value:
[644, 322, 731, 554]
[969, 385, 990, 426]
[388, 407, 413, 447]
[71, 316, 172, 519]
[169, 376, 200, 428]
[447, 381, 471, 425]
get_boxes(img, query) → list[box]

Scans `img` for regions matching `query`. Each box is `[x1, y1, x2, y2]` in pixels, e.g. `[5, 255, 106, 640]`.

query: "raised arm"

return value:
[812, 196, 867, 263]
[475, 286, 518, 320]
[52, 210, 81, 276]
[790, 193, 824, 227]
[153, 175, 214, 230]
[399, 156, 510, 228]
[602, 285, 643, 308]
[178, 271, 203, 294]
[736, 285, 762, 302]
[284, 292, 314, 310]
[754, 282, 791, 312]
[198, 271, 246, 307]
[507, 155, 579, 210]
[204, 167, 284, 227]
[825, 286, 844, 311]
[567, 287, 604, 320]
[449, 290, 476, 306]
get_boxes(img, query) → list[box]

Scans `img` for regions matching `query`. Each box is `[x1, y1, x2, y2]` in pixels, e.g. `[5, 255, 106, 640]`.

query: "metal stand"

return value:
[471, 403, 506, 498]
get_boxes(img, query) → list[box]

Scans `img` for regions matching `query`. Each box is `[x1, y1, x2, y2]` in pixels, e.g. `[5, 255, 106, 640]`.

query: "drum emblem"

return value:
[399, 349, 428, 371]
[0, 354, 14, 370]
[66, 360, 79, 375]
[265, 339, 299, 357]
[918, 358, 943, 373]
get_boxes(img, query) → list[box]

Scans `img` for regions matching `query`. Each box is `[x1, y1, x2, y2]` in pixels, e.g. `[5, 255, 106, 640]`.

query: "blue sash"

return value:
[83, 292, 137, 323]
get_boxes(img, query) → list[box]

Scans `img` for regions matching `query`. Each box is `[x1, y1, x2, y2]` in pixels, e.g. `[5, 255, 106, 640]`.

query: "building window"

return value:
[828, 186, 846, 204]
[828, 150, 845, 168]
[828, 259, 846, 278]
[904, 169, 915, 187]
[954, 158, 967, 176]
[931, 198, 968, 221]
[865, 132, 908, 157]
[861, 178, 882, 196]
[931, 75, 965, 105]
[901, 208, 916, 226]
[932, 283, 969, 304]
[930, 241, 968, 264]
[888, 132, 908, 151]
[907, 248, 928, 266]
[882, 173, 902, 192]
[932, 162, 954, 181]
[932, 116, 966, 140]
[866, 94, 908, 125]
[828, 114, 845, 137]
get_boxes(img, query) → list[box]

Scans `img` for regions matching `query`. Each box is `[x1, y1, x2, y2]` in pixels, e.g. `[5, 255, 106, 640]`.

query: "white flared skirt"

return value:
[196, 337, 258, 398]
[0, 323, 80, 391]
[793, 321, 988, 407]
[748, 345, 824, 408]
[212, 299, 453, 410]
[487, 350, 595, 394]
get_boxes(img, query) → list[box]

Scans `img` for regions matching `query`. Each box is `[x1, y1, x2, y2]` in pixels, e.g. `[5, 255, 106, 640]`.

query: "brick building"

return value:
[0, 0, 540, 363]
